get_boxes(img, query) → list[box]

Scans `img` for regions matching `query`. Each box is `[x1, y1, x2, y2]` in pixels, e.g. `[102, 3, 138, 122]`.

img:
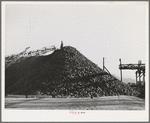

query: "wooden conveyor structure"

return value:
[119, 59, 145, 84]
[5, 47, 30, 69]
[5, 45, 56, 69]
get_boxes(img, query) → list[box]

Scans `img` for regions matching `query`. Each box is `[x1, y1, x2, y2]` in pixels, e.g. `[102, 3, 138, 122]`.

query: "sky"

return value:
[4, 2, 148, 82]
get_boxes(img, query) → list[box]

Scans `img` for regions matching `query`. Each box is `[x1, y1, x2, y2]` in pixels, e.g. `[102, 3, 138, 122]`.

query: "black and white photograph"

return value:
[2, 1, 149, 122]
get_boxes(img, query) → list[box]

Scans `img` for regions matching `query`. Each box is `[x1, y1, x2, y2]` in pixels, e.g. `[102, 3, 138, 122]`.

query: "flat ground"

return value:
[5, 95, 145, 110]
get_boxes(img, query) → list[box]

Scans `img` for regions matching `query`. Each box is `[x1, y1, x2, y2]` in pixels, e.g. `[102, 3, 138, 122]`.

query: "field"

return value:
[5, 95, 145, 110]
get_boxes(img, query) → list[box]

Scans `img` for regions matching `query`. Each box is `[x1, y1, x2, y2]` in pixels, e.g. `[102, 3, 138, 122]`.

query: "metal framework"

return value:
[119, 59, 145, 84]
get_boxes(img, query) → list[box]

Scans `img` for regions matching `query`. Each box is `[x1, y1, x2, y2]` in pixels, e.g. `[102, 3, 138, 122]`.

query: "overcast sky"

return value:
[4, 2, 148, 82]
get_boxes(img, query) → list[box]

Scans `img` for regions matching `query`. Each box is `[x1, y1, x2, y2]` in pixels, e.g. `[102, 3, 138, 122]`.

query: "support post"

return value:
[138, 61, 141, 84]
[119, 59, 122, 82]
[139, 71, 141, 83]
[143, 72, 145, 83]
[136, 71, 137, 85]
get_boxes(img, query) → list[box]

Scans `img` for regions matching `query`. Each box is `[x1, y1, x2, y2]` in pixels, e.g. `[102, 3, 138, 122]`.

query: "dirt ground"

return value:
[5, 95, 145, 110]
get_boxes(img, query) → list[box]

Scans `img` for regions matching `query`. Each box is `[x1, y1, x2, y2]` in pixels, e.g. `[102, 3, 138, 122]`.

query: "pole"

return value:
[103, 57, 104, 71]
[119, 59, 122, 82]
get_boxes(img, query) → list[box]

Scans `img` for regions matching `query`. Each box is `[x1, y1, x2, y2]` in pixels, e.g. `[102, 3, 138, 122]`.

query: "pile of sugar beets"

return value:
[5, 46, 139, 97]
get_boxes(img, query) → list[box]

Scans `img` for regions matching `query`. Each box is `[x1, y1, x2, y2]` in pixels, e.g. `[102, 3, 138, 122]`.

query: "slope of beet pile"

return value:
[5, 46, 139, 97]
